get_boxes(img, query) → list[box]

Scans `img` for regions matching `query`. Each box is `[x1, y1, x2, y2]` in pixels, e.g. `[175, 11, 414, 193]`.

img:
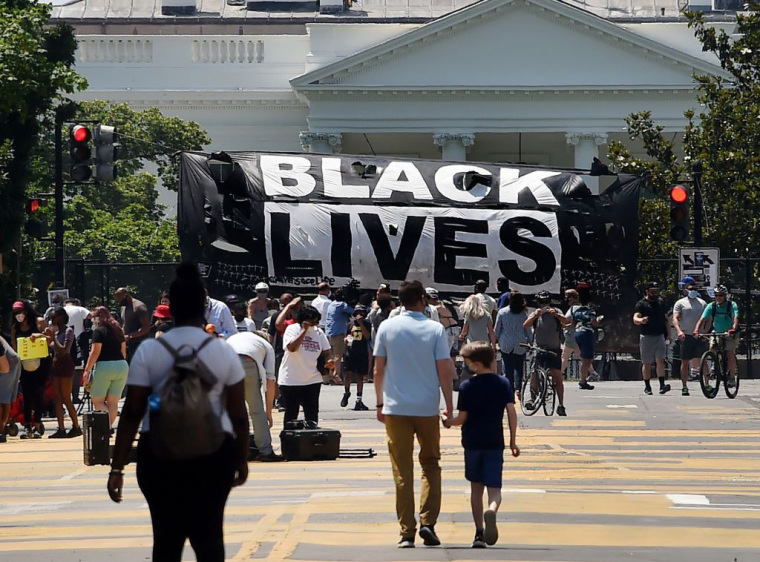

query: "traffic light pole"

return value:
[692, 160, 703, 246]
[54, 110, 65, 287]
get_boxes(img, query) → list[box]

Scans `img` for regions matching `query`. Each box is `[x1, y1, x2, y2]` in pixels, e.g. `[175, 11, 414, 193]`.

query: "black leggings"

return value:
[20, 364, 48, 427]
[136, 435, 236, 562]
[279, 383, 321, 424]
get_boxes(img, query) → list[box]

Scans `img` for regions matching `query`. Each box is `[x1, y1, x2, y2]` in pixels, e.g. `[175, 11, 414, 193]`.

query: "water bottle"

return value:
[148, 393, 161, 413]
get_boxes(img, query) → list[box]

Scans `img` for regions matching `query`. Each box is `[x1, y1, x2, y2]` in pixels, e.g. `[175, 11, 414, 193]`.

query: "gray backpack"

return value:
[150, 337, 225, 460]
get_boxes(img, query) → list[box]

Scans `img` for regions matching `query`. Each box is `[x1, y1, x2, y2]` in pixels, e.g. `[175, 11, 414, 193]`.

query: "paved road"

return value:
[1, 381, 759, 561]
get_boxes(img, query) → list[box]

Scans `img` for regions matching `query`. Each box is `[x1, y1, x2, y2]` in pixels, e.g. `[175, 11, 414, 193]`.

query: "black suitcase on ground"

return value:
[83, 411, 110, 466]
[279, 427, 341, 461]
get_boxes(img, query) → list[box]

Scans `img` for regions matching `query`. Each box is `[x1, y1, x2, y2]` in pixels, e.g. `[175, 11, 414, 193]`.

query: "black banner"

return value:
[178, 151, 644, 351]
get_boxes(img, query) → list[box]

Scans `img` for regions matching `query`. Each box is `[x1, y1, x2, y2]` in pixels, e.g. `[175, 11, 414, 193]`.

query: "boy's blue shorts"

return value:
[464, 449, 504, 489]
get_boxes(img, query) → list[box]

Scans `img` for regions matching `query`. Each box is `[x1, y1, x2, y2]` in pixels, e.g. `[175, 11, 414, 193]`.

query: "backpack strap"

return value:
[156, 336, 215, 360]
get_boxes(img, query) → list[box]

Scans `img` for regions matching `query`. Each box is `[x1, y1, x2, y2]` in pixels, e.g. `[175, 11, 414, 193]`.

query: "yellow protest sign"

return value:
[16, 337, 49, 361]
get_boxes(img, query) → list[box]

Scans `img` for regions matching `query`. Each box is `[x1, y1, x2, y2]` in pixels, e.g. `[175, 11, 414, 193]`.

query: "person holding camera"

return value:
[523, 291, 570, 416]
[279, 306, 333, 426]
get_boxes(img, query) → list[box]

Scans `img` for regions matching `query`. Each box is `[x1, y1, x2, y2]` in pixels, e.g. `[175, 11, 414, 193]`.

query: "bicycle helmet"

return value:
[536, 290, 551, 302]
[714, 285, 728, 295]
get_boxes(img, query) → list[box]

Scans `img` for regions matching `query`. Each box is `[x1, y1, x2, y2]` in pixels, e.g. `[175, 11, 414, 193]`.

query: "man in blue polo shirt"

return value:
[373, 280, 456, 549]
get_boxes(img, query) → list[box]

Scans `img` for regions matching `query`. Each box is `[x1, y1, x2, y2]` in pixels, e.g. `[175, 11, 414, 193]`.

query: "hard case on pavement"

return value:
[83, 411, 110, 466]
[279, 427, 341, 461]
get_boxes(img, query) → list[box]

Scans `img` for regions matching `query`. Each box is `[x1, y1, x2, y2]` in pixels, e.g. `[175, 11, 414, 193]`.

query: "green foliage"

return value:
[0, 0, 85, 303]
[609, 7, 760, 266]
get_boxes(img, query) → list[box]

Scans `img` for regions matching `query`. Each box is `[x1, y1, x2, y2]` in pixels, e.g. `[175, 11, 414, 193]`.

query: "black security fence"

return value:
[34, 260, 180, 310]
[616, 256, 760, 380]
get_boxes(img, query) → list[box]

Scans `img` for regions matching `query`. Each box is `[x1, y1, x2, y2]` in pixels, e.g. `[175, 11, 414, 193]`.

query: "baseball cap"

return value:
[255, 282, 269, 292]
[378, 283, 391, 292]
[154, 304, 171, 319]
[12, 301, 25, 311]
[425, 287, 439, 299]
[354, 304, 367, 313]
[646, 281, 660, 290]
[680, 275, 695, 286]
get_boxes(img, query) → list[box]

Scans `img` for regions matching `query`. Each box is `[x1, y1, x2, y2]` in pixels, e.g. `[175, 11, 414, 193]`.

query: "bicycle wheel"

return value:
[724, 357, 740, 399]
[520, 368, 546, 416]
[542, 369, 556, 416]
[699, 350, 720, 399]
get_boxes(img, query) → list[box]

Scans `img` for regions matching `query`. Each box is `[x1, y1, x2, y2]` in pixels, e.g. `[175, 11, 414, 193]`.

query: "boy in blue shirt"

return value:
[443, 342, 520, 548]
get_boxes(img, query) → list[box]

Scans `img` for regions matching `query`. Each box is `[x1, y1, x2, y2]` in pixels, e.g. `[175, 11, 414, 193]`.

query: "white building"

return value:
[53, 0, 738, 192]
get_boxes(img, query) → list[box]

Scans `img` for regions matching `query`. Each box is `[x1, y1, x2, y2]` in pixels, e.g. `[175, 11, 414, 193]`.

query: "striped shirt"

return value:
[494, 308, 531, 354]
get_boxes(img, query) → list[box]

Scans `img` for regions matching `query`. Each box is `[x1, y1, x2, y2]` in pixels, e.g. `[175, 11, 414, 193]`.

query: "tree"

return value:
[609, 7, 760, 259]
[608, 6, 760, 291]
[0, 0, 86, 305]
[52, 101, 211, 263]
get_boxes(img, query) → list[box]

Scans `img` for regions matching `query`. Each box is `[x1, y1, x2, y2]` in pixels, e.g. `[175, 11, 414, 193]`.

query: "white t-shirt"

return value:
[235, 317, 257, 333]
[226, 332, 276, 381]
[278, 323, 331, 387]
[65, 305, 90, 337]
[475, 293, 497, 316]
[127, 326, 245, 434]
[310, 294, 332, 327]
[389, 305, 440, 322]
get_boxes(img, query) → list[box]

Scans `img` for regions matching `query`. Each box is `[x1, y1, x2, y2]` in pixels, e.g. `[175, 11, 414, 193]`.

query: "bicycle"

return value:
[698, 332, 740, 399]
[518, 343, 558, 416]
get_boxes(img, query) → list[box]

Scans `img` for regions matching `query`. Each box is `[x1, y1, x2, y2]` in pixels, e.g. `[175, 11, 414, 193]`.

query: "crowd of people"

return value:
[0, 268, 743, 559]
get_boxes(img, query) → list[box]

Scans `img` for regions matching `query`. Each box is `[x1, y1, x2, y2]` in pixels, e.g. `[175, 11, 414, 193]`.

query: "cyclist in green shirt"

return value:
[693, 285, 739, 385]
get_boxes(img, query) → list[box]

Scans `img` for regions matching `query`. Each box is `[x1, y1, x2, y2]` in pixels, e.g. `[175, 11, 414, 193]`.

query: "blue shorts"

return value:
[464, 449, 504, 489]
[574, 330, 595, 360]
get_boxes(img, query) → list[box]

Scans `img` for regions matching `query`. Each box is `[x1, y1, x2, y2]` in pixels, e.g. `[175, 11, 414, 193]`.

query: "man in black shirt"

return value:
[633, 282, 671, 395]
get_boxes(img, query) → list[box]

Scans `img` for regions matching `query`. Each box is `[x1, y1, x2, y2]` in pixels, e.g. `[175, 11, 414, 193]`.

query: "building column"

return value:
[565, 132, 608, 194]
[299, 132, 342, 154]
[433, 133, 475, 162]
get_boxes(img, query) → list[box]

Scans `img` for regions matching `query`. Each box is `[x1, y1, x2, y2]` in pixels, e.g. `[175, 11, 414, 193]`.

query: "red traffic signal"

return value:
[670, 185, 688, 204]
[26, 197, 46, 213]
[669, 184, 690, 242]
[71, 125, 91, 143]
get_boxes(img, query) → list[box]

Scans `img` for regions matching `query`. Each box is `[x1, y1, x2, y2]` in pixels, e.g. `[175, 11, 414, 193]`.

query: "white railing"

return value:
[78, 38, 154, 63]
[192, 39, 265, 64]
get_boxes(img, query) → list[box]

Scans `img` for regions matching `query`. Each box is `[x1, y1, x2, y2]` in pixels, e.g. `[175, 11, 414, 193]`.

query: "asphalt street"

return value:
[1, 380, 759, 561]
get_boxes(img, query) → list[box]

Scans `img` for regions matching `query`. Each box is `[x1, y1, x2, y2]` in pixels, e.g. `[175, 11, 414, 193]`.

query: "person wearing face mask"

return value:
[633, 282, 671, 396]
[694, 285, 740, 388]
[672, 281, 707, 396]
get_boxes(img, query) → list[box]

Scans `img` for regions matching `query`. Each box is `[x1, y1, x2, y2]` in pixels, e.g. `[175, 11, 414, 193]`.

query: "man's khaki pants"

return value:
[385, 415, 441, 538]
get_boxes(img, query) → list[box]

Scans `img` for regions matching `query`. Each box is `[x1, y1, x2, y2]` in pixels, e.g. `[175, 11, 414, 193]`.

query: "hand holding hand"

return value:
[441, 411, 451, 428]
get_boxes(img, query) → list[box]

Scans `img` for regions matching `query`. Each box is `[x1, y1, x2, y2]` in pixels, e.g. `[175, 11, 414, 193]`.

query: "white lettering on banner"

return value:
[499, 170, 562, 207]
[434, 165, 492, 203]
[371, 161, 433, 200]
[264, 203, 561, 293]
[260, 155, 316, 197]
[322, 158, 370, 198]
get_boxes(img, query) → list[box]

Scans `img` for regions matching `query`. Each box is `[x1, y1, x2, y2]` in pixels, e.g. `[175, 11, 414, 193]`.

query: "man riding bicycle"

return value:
[693, 285, 739, 386]
[523, 291, 570, 416]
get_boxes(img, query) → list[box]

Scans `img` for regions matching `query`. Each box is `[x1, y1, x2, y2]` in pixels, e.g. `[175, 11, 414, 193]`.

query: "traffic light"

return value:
[24, 197, 49, 239]
[69, 124, 92, 183]
[93, 124, 120, 182]
[669, 184, 690, 242]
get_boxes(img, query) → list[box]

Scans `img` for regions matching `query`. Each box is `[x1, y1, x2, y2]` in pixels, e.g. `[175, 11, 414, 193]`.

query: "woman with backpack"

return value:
[11, 300, 52, 439]
[83, 306, 129, 429]
[48, 307, 82, 438]
[108, 262, 249, 562]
